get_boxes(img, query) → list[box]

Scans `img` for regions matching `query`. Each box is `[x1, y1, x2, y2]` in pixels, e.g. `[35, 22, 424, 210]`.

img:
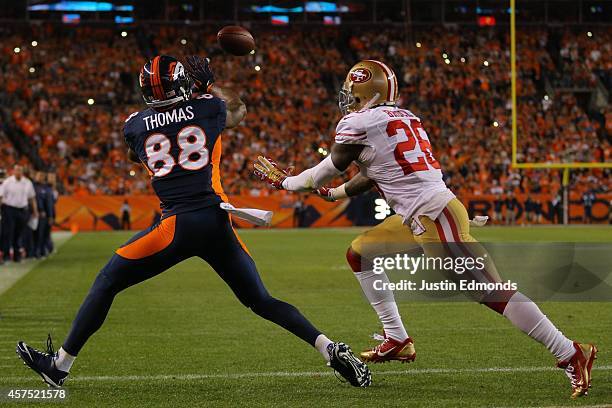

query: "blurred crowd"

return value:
[0, 23, 609, 203]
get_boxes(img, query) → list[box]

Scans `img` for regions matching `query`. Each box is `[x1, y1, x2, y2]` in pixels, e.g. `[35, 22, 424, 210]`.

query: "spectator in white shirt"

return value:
[0, 165, 38, 263]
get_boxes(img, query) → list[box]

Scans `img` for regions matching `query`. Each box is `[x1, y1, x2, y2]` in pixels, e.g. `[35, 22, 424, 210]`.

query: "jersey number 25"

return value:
[144, 125, 210, 177]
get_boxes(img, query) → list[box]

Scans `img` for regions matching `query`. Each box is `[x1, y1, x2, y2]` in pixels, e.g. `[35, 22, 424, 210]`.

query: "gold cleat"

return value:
[360, 336, 416, 363]
[557, 342, 598, 399]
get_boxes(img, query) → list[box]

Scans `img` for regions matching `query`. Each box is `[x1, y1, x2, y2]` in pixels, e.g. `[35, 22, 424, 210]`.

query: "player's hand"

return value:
[184, 55, 215, 92]
[314, 186, 336, 202]
[253, 156, 289, 189]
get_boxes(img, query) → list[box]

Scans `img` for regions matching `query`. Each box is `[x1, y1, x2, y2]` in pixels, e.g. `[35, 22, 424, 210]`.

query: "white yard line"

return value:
[1, 365, 611, 383]
[495, 405, 612, 408]
[0, 232, 73, 297]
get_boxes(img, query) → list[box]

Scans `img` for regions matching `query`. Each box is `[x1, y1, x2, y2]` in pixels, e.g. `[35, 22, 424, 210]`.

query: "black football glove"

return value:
[184, 55, 215, 92]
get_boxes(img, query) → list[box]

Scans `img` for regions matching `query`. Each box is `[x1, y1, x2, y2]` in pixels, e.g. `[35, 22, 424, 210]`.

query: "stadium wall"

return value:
[53, 193, 611, 231]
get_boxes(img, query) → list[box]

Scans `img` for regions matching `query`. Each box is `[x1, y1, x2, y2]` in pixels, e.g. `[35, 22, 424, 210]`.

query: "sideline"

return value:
[0, 232, 73, 296]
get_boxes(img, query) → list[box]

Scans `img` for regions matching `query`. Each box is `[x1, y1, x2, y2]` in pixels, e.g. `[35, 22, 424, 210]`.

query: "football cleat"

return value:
[16, 335, 68, 388]
[327, 342, 372, 387]
[557, 342, 597, 399]
[360, 335, 416, 363]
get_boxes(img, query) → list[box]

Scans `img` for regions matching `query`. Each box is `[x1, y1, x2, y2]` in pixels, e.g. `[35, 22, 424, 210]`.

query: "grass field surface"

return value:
[0, 226, 610, 407]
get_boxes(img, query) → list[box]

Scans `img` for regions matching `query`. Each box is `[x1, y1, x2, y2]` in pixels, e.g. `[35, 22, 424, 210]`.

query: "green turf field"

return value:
[0, 227, 611, 407]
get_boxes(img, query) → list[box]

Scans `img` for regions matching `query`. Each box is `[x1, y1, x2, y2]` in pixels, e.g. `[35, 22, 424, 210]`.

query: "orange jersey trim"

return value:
[116, 215, 176, 259]
[231, 222, 251, 256]
[210, 136, 250, 255]
[211, 136, 229, 202]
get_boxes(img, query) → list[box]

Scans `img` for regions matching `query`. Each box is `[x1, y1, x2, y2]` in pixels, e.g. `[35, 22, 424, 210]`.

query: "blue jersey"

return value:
[123, 94, 227, 217]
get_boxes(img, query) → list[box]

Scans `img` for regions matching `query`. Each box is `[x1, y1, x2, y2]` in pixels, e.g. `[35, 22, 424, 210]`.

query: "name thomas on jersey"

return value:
[142, 105, 195, 131]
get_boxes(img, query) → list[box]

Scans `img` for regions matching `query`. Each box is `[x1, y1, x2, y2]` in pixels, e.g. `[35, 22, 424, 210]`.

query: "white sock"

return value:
[54, 347, 76, 372]
[354, 269, 409, 342]
[502, 292, 575, 361]
[315, 334, 333, 362]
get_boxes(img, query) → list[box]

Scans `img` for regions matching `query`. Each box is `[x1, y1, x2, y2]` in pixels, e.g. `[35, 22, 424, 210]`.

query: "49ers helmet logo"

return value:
[349, 68, 372, 83]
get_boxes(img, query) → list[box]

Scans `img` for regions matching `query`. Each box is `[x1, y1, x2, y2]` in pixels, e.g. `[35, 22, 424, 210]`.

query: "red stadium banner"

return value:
[54, 193, 611, 231]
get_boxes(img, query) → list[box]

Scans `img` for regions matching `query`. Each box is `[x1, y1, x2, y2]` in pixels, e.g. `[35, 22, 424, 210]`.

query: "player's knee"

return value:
[346, 246, 362, 272]
[94, 262, 130, 295]
[89, 271, 119, 298]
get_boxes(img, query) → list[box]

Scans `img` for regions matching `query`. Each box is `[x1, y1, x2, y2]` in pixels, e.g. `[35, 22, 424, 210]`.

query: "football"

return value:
[217, 26, 255, 56]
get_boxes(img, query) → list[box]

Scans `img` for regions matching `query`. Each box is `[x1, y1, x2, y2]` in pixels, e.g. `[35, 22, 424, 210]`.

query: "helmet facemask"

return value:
[338, 82, 356, 116]
[338, 81, 382, 116]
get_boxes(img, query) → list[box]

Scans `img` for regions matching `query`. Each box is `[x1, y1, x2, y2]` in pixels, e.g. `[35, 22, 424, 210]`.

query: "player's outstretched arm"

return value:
[253, 143, 364, 191]
[316, 172, 375, 202]
[184, 55, 246, 128]
[209, 84, 247, 129]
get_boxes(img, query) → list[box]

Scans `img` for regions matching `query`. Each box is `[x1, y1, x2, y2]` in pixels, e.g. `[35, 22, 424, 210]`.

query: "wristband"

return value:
[330, 184, 348, 200]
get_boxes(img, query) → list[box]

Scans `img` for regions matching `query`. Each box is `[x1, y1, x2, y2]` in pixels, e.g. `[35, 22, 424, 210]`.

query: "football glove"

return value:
[184, 55, 215, 92]
[253, 156, 291, 189]
[315, 186, 337, 202]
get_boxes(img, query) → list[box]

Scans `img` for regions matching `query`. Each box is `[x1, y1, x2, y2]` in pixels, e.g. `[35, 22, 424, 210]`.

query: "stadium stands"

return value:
[0, 24, 609, 201]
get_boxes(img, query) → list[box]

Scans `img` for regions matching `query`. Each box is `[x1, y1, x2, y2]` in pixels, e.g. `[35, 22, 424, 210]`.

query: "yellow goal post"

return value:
[509, 0, 611, 223]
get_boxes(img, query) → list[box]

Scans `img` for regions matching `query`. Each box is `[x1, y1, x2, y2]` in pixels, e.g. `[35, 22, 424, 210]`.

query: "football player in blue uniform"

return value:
[16, 55, 371, 388]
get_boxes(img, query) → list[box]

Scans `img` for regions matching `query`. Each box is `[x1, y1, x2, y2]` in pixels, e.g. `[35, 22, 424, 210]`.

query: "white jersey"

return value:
[335, 106, 455, 224]
[0, 175, 35, 209]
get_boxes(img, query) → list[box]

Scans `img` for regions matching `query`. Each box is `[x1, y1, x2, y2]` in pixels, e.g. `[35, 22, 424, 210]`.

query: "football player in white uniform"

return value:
[254, 60, 597, 399]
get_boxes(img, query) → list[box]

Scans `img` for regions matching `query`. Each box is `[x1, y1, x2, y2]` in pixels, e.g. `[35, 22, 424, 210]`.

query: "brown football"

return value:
[217, 26, 255, 56]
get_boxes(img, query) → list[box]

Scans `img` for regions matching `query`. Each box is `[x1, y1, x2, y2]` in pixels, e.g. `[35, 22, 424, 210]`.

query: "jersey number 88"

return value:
[144, 125, 210, 177]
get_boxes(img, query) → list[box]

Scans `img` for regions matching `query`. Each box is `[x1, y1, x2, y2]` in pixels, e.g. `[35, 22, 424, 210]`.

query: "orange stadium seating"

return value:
[0, 23, 609, 219]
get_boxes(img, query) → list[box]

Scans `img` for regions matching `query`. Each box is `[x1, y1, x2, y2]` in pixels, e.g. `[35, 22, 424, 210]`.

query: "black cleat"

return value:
[327, 342, 372, 387]
[16, 335, 68, 388]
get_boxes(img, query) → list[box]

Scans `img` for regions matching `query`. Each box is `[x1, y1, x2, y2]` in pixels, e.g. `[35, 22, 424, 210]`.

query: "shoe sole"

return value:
[361, 346, 417, 364]
[333, 344, 372, 387]
[15, 342, 61, 388]
[362, 353, 416, 364]
[364, 353, 417, 364]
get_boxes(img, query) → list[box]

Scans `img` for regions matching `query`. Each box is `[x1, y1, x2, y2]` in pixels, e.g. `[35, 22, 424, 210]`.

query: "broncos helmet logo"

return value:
[171, 62, 186, 81]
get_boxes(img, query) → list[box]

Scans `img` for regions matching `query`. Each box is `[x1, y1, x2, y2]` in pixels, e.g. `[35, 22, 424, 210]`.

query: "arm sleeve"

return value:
[334, 115, 368, 145]
[282, 156, 342, 192]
